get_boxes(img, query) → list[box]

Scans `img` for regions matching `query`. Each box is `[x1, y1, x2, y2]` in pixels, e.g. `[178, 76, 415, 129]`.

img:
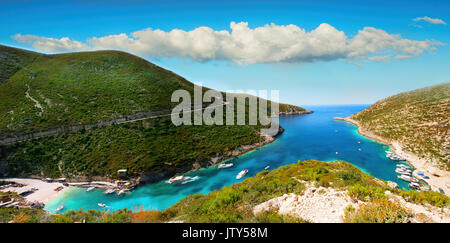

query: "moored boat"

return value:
[236, 169, 248, 179]
[166, 176, 191, 184]
[86, 186, 95, 192]
[181, 176, 200, 184]
[104, 189, 115, 194]
[408, 182, 421, 190]
[264, 165, 270, 170]
[218, 163, 233, 169]
[98, 203, 107, 207]
[55, 204, 65, 212]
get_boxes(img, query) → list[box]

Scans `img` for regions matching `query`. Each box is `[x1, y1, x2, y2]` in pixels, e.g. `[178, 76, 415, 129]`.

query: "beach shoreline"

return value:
[0, 178, 68, 204]
[333, 117, 450, 196]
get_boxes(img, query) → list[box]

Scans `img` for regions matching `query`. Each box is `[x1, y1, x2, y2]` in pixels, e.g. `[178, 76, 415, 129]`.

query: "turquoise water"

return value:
[45, 105, 411, 213]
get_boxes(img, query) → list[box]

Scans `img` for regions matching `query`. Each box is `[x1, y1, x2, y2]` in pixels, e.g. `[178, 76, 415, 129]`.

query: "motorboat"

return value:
[264, 165, 270, 170]
[408, 182, 421, 190]
[54, 186, 64, 192]
[236, 169, 248, 179]
[86, 186, 95, 192]
[398, 175, 419, 183]
[55, 204, 65, 212]
[395, 168, 412, 174]
[166, 176, 191, 184]
[104, 189, 115, 194]
[181, 176, 200, 184]
[218, 163, 233, 169]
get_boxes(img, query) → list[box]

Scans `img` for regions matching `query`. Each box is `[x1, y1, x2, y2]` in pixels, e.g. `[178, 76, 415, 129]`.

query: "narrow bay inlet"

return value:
[1, 0, 449, 227]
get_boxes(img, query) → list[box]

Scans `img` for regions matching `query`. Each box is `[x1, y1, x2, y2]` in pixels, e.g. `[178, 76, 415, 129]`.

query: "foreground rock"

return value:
[253, 184, 355, 223]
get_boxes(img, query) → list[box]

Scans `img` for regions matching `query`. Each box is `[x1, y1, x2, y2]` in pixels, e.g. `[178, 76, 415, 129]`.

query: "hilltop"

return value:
[0, 45, 310, 180]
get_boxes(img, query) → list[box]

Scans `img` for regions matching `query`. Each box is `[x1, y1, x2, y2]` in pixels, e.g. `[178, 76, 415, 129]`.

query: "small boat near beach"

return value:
[236, 169, 248, 179]
[397, 164, 411, 169]
[117, 189, 129, 196]
[86, 186, 95, 192]
[181, 176, 200, 184]
[55, 204, 65, 212]
[264, 165, 270, 170]
[54, 186, 64, 192]
[408, 182, 424, 190]
[386, 152, 406, 161]
[395, 168, 412, 174]
[398, 175, 419, 183]
[218, 163, 233, 169]
[104, 189, 115, 194]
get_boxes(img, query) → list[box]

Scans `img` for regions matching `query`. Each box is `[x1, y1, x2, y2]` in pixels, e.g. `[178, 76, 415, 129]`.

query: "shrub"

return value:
[343, 199, 412, 223]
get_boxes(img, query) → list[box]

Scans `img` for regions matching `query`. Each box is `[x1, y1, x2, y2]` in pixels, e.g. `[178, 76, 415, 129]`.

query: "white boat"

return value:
[264, 165, 270, 170]
[98, 203, 107, 208]
[396, 164, 410, 168]
[395, 168, 412, 174]
[218, 163, 233, 169]
[166, 176, 191, 184]
[396, 170, 412, 176]
[398, 175, 419, 183]
[86, 186, 95, 192]
[117, 189, 127, 196]
[236, 169, 248, 179]
[104, 189, 115, 194]
[55, 204, 65, 212]
[181, 176, 200, 184]
[409, 182, 421, 190]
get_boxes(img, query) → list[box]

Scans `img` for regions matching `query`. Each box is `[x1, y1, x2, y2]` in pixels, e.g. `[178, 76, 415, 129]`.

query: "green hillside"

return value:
[0, 45, 309, 179]
[350, 82, 450, 170]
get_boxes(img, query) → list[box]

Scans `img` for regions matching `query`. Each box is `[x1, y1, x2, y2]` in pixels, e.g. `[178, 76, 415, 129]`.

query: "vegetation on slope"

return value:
[0, 44, 307, 137]
[2, 160, 447, 223]
[0, 45, 308, 179]
[0, 115, 265, 179]
[350, 82, 450, 170]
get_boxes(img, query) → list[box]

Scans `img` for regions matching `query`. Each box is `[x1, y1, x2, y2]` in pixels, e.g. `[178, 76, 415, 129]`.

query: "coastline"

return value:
[139, 125, 286, 183]
[0, 113, 308, 206]
[333, 117, 450, 196]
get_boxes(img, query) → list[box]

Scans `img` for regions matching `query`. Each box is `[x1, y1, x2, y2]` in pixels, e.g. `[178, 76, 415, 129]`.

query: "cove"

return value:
[45, 105, 410, 213]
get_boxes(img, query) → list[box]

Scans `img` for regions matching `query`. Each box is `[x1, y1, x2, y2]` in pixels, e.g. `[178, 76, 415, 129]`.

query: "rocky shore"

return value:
[333, 117, 450, 196]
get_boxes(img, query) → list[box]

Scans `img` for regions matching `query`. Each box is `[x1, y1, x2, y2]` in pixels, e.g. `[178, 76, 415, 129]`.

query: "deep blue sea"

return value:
[45, 105, 410, 213]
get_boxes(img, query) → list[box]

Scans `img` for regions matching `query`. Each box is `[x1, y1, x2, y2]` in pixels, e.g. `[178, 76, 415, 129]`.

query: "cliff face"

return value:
[350, 83, 450, 171]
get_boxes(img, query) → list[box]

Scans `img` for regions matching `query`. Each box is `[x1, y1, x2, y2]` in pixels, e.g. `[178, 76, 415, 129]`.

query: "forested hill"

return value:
[0, 45, 308, 137]
[0, 45, 309, 180]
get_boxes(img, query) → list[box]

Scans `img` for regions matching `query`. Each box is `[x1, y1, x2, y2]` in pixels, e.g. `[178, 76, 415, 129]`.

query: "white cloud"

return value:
[413, 16, 446, 25]
[13, 22, 444, 64]
[395, 55, 413, 60]
[368, 55, 390, 62]
[13, 34, 90, 52]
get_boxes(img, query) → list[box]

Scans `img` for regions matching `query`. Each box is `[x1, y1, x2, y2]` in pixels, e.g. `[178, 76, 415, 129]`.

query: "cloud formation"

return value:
[413, 16, 446, 25]
[13, 34, 89, 52]
[13, 22, 444, 64]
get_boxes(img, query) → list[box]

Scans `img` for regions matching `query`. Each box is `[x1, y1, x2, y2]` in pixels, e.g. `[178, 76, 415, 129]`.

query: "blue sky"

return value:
[1, 0, 449, 105]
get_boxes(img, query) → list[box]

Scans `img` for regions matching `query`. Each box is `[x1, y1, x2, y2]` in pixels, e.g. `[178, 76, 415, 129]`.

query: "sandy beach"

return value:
[0, 178, 67, 204]
[334, 117, 450, 196]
